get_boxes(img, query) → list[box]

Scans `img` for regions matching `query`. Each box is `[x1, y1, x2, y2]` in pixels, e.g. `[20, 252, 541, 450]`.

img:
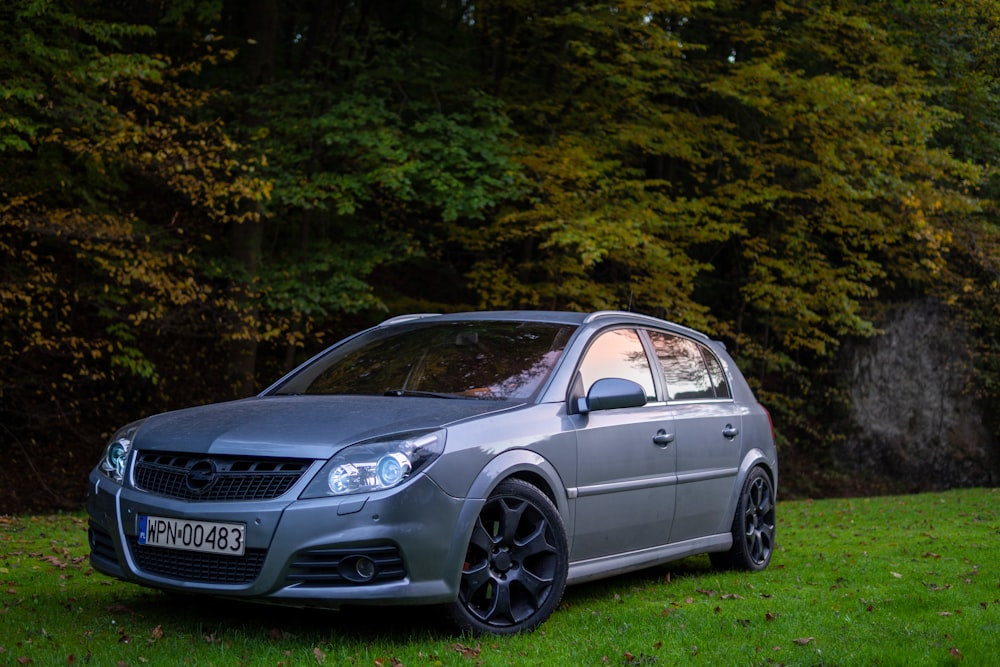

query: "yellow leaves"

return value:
[901, 191, 956, 278]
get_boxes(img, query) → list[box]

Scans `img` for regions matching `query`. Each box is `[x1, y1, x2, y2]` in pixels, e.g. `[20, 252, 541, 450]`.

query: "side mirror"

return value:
[576, 378, 648, 414]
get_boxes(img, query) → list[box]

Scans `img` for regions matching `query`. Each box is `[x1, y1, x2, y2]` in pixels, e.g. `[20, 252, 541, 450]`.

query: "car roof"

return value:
[377, 310, 713, 343]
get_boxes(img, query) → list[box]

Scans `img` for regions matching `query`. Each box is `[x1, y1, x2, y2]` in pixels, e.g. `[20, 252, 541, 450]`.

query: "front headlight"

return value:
[301, 429, 446, 498]
[98, 421, 143, 483]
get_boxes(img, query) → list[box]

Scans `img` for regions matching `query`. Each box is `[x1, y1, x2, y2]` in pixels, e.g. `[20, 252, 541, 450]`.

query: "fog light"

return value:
[354, 556, 376, 581]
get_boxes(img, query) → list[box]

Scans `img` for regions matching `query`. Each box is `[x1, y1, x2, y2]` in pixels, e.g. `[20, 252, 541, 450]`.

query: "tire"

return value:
[710, 467, 775, 571]
[448, 479, 568, 635]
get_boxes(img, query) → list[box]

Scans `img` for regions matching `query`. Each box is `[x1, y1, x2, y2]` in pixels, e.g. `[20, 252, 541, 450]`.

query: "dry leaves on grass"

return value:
[450, 643, 481, 659]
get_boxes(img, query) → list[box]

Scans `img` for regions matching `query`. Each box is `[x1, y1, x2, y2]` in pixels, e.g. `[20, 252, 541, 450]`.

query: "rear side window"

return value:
[648, 332, 729, 400]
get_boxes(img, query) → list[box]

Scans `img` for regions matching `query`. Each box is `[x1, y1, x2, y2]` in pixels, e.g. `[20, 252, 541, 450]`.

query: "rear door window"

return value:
[648, 332, 719, 400]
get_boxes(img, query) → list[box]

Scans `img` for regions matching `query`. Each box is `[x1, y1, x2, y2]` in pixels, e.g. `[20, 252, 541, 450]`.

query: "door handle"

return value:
[722, 424, 739, 439]
[652, 430, 675, 447]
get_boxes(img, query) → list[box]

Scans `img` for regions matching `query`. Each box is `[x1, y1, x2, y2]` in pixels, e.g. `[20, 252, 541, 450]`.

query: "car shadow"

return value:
[95, 556, 717, 640]
[101, 588, 456, 641]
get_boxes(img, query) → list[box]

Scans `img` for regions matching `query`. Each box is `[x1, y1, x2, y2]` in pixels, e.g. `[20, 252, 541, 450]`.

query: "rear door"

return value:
[646, 331, 744, 543]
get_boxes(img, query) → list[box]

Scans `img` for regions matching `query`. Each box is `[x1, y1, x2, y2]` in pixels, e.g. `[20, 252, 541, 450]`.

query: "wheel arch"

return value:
[722, 449, 778, 529]
[464, 449, 570, 520]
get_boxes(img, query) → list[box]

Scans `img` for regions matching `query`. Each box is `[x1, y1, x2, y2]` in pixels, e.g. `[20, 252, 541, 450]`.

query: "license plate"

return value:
[138, 515, 245, 556]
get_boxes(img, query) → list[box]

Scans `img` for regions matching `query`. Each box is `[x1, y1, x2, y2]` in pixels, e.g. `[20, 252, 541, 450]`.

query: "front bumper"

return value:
[87, 469, 482, 607]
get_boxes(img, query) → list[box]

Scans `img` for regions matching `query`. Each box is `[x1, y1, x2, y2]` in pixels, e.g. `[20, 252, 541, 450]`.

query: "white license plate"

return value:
[138, 515, 246, 556]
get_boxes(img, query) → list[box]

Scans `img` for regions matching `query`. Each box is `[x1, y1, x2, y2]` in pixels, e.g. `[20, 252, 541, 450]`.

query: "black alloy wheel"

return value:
[449, 479, 568, 635]
[710, 466, 776, 571]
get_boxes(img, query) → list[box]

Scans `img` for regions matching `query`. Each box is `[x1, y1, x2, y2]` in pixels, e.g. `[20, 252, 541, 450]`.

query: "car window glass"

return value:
[648, 332, 714, 400]
[577, 329, 656, 400]
[702, 346, 731, 398]
[288, 322, 576, 400]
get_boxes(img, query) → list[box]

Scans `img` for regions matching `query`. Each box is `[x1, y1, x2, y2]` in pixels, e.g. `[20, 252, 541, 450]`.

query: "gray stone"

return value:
[841, 300, 997, 488]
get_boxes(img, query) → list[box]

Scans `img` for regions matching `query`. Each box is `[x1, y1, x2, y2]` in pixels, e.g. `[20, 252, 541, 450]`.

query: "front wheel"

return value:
[710, 467, 775, 571]
[448, 479, 568, 635]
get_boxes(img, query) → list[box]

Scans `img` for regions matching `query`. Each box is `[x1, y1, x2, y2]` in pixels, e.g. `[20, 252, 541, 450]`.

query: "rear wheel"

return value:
[710, 467, 775, 571]
[448, 479, 568, 635]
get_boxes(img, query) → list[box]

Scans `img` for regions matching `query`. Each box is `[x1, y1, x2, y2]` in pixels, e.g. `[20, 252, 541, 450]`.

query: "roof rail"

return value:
[584, 310, 711, 341]
[378, 313, 441, 326]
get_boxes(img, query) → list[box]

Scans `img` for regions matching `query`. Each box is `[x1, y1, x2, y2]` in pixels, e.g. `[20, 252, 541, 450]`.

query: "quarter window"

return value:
[702, 347, 732, 399]
[578, 329, 657, 401]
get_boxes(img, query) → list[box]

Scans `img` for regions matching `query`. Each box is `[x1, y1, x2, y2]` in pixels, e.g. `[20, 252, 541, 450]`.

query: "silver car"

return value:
[88, 310, 777, 634]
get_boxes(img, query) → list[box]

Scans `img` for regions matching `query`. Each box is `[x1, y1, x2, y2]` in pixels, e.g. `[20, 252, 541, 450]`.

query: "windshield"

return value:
[275, 320, 577, 400]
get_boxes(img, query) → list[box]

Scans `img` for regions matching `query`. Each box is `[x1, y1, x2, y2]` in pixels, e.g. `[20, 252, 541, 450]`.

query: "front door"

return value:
[570, 328, 677, 560]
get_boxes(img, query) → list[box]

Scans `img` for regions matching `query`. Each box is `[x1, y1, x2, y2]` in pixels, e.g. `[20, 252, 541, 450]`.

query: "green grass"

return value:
[2, 488, 998, 665]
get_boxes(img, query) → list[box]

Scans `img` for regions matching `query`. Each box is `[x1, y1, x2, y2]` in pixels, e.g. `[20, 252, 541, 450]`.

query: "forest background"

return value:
[2, 0, 999, 514]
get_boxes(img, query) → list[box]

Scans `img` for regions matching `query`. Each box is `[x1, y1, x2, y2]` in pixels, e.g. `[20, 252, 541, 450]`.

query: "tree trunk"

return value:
[226, 0, 277, 397]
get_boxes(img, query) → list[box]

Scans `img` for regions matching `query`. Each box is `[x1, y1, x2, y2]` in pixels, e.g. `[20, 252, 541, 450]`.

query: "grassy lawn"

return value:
[2, 488, 998, 665]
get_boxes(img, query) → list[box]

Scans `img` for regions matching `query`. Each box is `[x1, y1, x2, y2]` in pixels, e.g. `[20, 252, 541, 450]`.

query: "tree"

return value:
[0, 0, 266, 509]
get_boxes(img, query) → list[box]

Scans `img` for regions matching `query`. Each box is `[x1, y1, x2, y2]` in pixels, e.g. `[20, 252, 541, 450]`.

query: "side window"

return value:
[702, 346, 732, 399]
[649, 332, 714, 400]
[577, 329, 656, 401]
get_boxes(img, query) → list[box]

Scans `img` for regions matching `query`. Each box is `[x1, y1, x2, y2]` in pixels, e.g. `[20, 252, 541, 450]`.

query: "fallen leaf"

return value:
[17, 658, 33, 665]
[313, 646, 326, 664]
[891, 572, 903, 579]
[721, 593, 743, 600]
[765, 611, 778, 622]
[949, 647, 964, 660]
[149, 625, 164, 640]
[793, 637, 815, 646]
[450, 643, 480, 659]
[40, 556, 67, 569]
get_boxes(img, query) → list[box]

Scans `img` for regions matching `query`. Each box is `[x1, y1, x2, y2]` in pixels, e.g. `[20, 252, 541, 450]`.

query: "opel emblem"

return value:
[186, 459, 218, 494]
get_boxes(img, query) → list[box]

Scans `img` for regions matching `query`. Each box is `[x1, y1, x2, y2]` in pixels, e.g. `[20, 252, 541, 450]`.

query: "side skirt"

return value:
[566, 534, 732, 585]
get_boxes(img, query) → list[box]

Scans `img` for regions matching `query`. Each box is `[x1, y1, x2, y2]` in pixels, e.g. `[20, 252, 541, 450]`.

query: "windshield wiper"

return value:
[383, 389, 470, 399]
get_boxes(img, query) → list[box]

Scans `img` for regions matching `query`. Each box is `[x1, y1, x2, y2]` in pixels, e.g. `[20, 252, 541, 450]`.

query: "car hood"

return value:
[132, 395, 524, 459]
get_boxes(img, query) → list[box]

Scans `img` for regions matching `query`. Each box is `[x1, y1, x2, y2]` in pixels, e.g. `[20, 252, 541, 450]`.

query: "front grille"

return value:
[127, 536, 266, 584]
[133, 452, 311, 501]
[286, 545, 406, 587]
